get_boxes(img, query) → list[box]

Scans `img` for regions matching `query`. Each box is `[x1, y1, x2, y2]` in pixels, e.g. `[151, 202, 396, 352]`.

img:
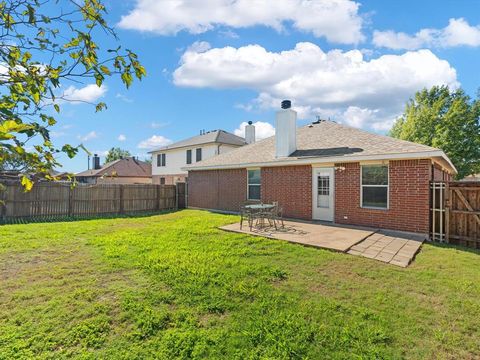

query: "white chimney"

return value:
[245, 121, 255, 144]
[275, 100, 297, 158]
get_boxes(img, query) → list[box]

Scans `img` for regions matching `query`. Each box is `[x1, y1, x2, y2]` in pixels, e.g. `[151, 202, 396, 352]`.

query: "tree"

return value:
[105, 147, 131, 163]
[0, 153, 31, 172]
[0, 0, 146, 190]
[390, 86, 480, 179]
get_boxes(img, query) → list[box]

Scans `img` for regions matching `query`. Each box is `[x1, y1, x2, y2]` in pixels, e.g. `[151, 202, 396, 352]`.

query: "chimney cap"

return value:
[248, 121, 253, 125]
[281, 100, 291, 109]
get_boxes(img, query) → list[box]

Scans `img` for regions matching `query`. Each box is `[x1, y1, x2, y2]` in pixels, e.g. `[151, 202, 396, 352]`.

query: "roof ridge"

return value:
[324, 120, 439, 151]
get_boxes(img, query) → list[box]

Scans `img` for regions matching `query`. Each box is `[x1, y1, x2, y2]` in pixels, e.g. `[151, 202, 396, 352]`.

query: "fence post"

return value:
[175, 184, 178, 210]
[445, 182, 450, 243]
[0, 188, 6, 222]
[119, 185, 124, 214]
[156, 185, 160, 211]
[68, 186, 73, 217]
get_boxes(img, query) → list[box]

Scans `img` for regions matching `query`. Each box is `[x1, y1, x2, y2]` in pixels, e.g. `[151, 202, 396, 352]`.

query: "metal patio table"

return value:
[245, 203, 275, 228]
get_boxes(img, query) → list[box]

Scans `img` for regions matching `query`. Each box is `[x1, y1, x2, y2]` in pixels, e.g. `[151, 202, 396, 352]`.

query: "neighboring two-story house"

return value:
[149, 127, 255, 184]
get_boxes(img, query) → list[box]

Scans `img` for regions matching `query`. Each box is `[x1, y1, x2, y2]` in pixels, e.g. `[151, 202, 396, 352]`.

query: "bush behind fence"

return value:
[0, 182, 178, 223]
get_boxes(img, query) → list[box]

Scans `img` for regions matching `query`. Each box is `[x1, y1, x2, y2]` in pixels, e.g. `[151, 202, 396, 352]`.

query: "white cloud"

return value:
[115, 93, 133, 103]
[119, 0, 365, 44]
[234, 121, 275, 140]
[342, 106, 378, 128]
[78, 131, 98, 142]
[373, 18, 480, 50]
[138, 135, 173, 149]
[219, 29, 239, 39]
[118, 134, 127, 141]
[62, 84, 107, 104]
[173, 41, 458, 131]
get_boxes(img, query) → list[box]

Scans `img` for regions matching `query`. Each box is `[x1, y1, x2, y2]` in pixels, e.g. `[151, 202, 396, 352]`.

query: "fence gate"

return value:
[446, 182, 480, 248]
[430, 181, 480, 248]
[176, 182, 187, 209]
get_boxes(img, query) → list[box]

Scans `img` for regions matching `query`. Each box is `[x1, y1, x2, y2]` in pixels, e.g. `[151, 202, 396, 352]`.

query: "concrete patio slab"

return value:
[220, 220, 375, 252]
[220, 220, 425, 267]
[348, 230, 425, 267]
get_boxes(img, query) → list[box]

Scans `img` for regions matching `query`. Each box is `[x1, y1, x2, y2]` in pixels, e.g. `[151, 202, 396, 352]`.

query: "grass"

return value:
[0, 210, 479, 359]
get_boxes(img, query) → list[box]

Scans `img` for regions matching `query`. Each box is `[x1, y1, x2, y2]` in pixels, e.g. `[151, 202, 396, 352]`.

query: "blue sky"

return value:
[52, 0, 480, 172]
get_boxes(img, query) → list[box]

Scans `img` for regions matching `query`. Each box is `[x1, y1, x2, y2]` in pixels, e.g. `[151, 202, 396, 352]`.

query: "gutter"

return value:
[182, 150, 457, 174]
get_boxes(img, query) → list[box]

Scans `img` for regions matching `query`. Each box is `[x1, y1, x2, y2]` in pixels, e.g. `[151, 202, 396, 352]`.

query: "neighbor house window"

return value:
[196, 148, 202, 162]
[160, 177, 165, 185]
[157, 153, 166, 167]
[361, 165, 388, 209]
[247, 169, 261, 200]
[186, 149, 192, 164]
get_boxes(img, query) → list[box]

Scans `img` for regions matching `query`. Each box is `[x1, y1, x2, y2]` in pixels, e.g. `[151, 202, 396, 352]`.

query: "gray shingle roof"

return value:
[76, 157, 151, 178]
[184, 120, 455, 172]
[149, 129, 245, 153]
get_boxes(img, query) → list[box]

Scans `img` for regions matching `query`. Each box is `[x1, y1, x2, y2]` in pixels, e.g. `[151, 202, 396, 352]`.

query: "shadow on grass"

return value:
[0, 209, 181, 225]
[426, 240, 480, 255]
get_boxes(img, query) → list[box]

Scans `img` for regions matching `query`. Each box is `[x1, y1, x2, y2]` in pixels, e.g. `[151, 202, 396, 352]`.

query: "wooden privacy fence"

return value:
[431, 181, 480, 248]
[0, 182, 177, 222]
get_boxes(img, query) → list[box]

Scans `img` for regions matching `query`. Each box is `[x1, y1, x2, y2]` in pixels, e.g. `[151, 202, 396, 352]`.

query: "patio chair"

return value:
[271, 201, 284, 228]
[239, 204, 251, 230]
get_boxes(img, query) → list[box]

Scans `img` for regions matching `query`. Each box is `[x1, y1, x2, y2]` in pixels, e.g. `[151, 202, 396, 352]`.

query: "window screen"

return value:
[247, 169, 261, 200]
[361, 165, 388, 208]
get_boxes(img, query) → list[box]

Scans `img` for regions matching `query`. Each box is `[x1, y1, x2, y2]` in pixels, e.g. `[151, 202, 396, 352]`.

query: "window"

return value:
[317, 175, 330, 208]
[247, 169, 261, 200]
[160, 177, 165, 185]
[361, 165, 388, 209]
[186, 149, 192, 164]
[196, 148, 202, 162]
[157, 153, 166, 167]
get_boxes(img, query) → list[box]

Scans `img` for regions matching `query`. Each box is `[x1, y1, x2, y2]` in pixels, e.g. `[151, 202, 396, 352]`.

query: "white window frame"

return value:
[247, 168, 261, 201]
[157, 153, 166, 167]
[360, 164, 389, 210]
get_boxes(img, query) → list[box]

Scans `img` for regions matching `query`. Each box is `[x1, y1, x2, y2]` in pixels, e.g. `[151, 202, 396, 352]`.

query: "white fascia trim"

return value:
[183, 150, 457, 174]
[148, 142, 243, 154]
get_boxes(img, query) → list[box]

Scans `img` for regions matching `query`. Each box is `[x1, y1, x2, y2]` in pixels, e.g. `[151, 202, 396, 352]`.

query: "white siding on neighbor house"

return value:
[151, 143, 239, 176]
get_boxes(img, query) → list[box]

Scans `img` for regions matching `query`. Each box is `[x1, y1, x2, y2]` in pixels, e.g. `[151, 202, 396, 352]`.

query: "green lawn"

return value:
[0, 210, 479, 359]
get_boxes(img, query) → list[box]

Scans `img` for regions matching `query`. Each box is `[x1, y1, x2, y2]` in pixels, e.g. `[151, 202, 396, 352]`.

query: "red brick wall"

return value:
[188, 169, 246, 212]
[432, 164, 453, 181]
[188, 160, 433, 234]
[334, 160, 431, 233]
[261, 166, 312, 220]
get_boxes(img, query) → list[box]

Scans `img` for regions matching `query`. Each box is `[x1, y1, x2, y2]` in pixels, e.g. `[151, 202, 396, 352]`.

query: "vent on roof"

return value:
[281, 99, 291, 109]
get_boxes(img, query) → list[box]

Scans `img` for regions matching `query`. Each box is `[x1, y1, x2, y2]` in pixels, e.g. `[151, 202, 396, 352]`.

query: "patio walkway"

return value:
[347, 230, 424, 267]
[220, 220, 425, 267]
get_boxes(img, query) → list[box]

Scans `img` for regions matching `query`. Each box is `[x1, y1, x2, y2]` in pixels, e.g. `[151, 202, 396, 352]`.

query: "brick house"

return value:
[184, 102, 456, 235]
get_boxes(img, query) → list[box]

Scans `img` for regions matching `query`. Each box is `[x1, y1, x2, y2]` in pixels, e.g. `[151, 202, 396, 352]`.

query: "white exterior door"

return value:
[312, 168, 334, 221]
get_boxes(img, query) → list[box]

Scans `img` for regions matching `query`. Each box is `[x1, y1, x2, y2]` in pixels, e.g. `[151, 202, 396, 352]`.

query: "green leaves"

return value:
[390, 85, 480, 179]
[105, 147, 131, 163]
[0, 0, 146, 191]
